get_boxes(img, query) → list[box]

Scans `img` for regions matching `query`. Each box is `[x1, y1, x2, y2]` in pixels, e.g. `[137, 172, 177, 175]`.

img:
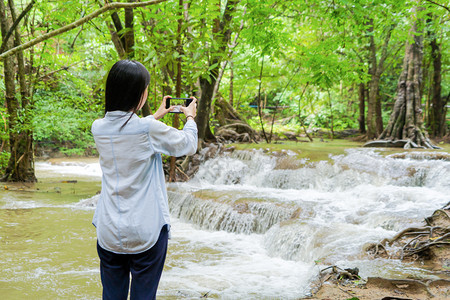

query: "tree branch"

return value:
[37, 60, 86, 82]
[0, 0, 35, 54]
[377, 23, 396, 74]
[211, 6, 246, 101]
[425, 0, 450, 12]
[0, 0, 167, 61]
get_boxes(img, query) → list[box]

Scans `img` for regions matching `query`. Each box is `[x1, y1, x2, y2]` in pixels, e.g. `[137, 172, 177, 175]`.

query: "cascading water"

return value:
[167, 148, 450, 294]
[1, 149, 449, 299]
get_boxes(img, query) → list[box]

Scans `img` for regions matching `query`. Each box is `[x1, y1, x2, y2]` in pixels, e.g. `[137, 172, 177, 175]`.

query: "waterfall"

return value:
[168, 148, 450, 263]
[168, 190, 298, 234]
[6, 150, 447, 299]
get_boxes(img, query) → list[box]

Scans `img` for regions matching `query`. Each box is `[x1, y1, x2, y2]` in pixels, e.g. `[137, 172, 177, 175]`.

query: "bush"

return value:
[32, 82, 102, 156]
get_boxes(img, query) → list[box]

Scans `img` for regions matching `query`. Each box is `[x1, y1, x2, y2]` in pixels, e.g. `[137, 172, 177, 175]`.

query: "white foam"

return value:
[160, 218, 314, 299]
[36, 161, 102, 178]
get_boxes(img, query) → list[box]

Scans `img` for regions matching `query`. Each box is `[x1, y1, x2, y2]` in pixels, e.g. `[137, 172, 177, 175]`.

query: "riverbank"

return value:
[308, 202, 450, 300]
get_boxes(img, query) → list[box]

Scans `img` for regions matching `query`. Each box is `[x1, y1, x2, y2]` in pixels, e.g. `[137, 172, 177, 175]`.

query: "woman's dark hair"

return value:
[105, 60, 150, 127]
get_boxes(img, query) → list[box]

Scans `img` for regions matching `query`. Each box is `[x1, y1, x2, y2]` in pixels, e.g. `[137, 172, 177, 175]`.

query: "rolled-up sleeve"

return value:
[147, 117, 198, 157]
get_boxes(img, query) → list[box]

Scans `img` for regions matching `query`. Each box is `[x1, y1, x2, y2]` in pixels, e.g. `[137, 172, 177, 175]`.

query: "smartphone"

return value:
[166, 97, 194, 113]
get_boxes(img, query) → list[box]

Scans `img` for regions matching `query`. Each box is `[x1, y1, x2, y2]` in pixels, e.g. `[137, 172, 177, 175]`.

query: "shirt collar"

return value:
[105, 111, 137, 119]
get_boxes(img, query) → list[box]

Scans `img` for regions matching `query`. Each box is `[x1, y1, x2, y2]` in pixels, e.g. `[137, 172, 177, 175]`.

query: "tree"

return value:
[196, 0, 240, 144]
[365, 20, 396, 139]
[99, 0, 136, 60]
[0, 0, 167, 182]
[0, 0, 167, 62]
[426, 13, 447, 138]
[0, 0, 36, 181]
[378, 6, 438, 149]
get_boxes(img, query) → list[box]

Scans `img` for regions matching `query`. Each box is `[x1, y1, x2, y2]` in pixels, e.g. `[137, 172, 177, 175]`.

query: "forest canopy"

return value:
[0, 0, 448, 181]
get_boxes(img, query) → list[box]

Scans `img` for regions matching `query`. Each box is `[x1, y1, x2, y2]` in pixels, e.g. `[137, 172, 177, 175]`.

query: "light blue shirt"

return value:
[91, 111, 197, 254]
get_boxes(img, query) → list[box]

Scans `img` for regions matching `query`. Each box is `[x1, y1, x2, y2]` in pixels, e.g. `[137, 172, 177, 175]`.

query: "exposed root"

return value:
[312, 204, 450, 299]
[366, 203, 450, 267]
[363, 138, 442, 149]
[320, 265, 361, 282]
[311, 271, 450, 299]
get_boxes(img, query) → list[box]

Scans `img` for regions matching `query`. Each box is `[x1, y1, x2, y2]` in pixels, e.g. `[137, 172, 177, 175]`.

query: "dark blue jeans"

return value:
[97, 225, 169, 300]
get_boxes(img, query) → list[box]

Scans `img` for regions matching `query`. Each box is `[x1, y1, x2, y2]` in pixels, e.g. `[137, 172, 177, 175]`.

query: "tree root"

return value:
[320, 265, 361, 282]
[363, 138, 442, 149]
[366, 204, 450, 264]
[317, 203, 450, 299]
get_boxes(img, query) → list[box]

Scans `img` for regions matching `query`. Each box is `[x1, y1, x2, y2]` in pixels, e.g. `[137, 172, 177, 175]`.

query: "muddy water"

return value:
[0, 159, 101, 299]
[1, 148, 449, 299]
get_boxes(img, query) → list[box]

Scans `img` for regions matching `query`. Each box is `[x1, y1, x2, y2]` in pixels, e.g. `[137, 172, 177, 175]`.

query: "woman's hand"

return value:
[181, 97, 197, 121]
[153, 95, 174, 120]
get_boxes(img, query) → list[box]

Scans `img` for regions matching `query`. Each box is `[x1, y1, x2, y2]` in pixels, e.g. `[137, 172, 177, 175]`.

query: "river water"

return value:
[0, 148, 449, 299]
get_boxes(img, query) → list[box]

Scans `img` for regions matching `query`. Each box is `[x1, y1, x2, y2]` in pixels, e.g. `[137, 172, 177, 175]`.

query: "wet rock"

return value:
[165, 142, 232, 182]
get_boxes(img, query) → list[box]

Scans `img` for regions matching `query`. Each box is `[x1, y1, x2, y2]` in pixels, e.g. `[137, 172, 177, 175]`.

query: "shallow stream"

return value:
[1, 147, 449, 299]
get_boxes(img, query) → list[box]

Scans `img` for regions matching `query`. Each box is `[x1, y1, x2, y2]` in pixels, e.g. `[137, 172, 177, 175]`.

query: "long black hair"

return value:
[105, 60, 150, 127]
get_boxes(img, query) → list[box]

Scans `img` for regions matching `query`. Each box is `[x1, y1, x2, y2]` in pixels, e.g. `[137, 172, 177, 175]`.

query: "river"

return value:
[0, 147, 449, 299]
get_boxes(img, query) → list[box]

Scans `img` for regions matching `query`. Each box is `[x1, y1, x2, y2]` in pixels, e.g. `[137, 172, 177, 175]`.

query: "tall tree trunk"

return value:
[105, 19, 126, 58]
[102, 0, 151, 114]
[256, 55, 268, 143]
[0, 0, 36, 182]
[376, 92, 383, 134]
[196, 0, 239, 144]
[229, 60, 234, 107]
[379, 7, 437, 149]
[358, 82, 366, 133]
[428, 33, 445, 137]
[297, 83, 313, 142]
[366, 20, 394, 139]
[124, 0, 135, 58]
[366, 73, 379, 139]
[366, 19, 378, 139]
[198, 73, 218, 142]
[327, 90, 334, 140]
[100, 0, 135, 59]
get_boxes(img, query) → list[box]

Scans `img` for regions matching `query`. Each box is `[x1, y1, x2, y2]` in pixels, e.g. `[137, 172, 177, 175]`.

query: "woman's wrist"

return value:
[153, 112, 162, 120]
[186, 115, 195, 121]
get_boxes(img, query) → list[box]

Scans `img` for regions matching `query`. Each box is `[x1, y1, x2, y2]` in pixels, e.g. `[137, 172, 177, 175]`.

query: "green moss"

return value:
[436, 142, 450, 152]
[229, 139, 364, 162]
[228, 139, 450, 162]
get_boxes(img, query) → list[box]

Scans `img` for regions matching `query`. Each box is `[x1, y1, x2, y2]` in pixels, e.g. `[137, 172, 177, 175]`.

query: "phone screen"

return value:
[166, 98, 193, 113]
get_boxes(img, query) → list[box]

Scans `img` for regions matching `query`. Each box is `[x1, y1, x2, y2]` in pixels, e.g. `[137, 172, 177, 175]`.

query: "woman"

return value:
[91, 60, 198, 299]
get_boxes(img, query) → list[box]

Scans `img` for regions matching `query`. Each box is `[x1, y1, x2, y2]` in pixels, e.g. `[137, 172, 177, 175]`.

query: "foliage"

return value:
[32, 61, 104, 156]
[0, 0, 448, 163]
[0, 106, 9, 170]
